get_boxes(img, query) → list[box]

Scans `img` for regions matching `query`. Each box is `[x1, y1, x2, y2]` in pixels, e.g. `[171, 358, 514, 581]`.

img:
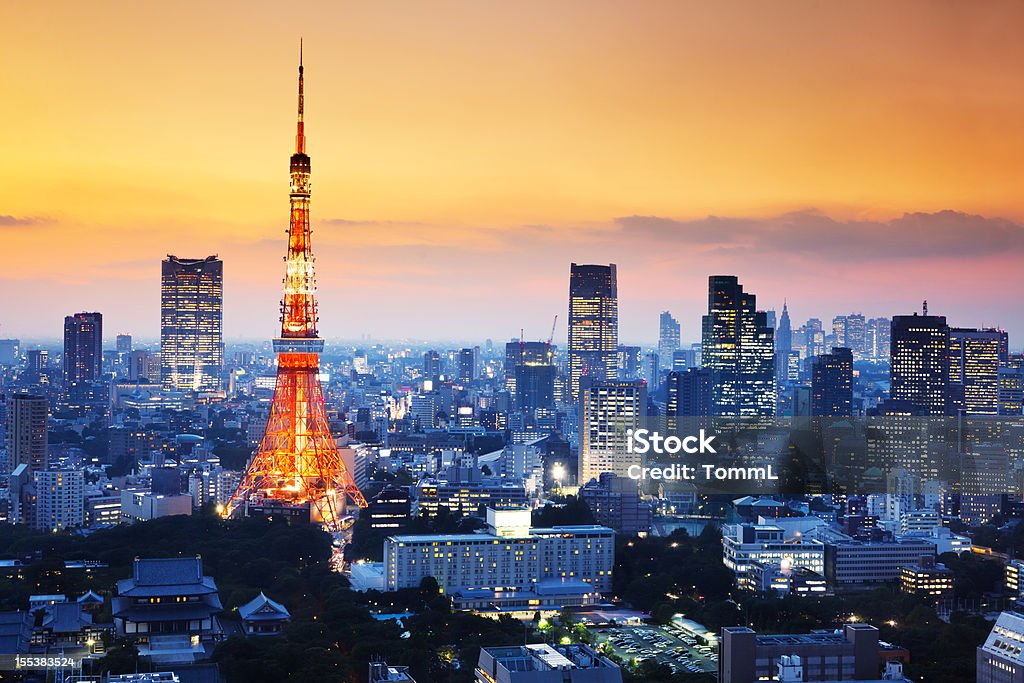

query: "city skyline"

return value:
[3, 2, 1024, 342]
[2, 6, 1023, 682]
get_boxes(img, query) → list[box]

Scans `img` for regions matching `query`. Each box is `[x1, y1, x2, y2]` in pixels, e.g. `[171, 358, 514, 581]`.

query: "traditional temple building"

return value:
[237, 592, 290, 636]
[112, 556, 223, 662]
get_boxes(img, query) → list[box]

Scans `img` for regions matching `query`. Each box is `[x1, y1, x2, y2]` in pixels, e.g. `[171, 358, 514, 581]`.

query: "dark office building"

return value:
[367, 486, 412, 531]
[568, 263, 618, 401]
[26, 349, 49, 385]
[150, 467, 182, 496]
[720, 623, 892, 683]
[505, 340, 555, 410]
[63, 312, 103, 384]
[579, 472, 652, 535]
[423, 350, 442, 382]
[506, 340, 556, 411]
[666, 368, 713, 430]
[812, 347, 853, 417]
[456, 347, 478, 384]
[701, 276, 775, 417]
[515, 364, 556, 411]
[890, 313, 950, 416]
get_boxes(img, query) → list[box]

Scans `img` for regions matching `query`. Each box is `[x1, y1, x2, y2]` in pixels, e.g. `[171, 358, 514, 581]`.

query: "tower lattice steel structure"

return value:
[225, 46, 367, 527]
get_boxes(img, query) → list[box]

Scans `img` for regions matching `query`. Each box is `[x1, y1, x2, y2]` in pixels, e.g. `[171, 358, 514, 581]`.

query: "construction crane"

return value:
[548, 315, 558, 345]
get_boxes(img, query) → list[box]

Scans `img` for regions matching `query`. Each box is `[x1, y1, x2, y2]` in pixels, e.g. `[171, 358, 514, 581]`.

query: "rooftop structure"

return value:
[475, 643, 621, 683]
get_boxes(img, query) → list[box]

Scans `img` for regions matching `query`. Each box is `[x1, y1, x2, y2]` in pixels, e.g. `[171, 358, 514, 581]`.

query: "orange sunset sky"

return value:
[2, 1, 1024, 345]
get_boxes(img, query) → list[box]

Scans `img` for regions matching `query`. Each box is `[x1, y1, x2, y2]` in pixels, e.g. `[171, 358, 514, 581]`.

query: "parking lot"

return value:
[592, 623, 718, 675]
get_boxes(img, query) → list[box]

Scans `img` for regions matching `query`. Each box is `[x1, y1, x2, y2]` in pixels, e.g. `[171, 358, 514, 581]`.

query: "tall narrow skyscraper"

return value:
[568, 263, 618, 401]
[701, 276, 775, 417]
[423, 350, 442, 383]
[890, 312, 950, 416]
[867, 317, 891, 361]
[579, 378, 646, 483]
[775, 301, 792, 382]
[811, 347, 853, 417]
[63, 312, 102, 384]
[456, 347, 477, 384]
[5, 394, 48, 476]
[658, 311, 681, 372]
[161, 255, 224, 394]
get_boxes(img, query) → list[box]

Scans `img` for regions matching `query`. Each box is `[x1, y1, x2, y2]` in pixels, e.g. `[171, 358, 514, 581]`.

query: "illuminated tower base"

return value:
[228, 345, 367, 528]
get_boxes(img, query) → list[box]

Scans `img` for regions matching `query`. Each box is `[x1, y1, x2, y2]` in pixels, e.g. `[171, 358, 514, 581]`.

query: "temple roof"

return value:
[238, 593, 290, 621]
[117, 557, 218, 598]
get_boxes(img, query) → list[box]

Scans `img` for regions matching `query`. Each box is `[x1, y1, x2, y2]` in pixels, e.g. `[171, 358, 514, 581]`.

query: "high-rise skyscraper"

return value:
[811, 347, 853, 417]
[949, 328, 1002, 415]
[63, 312, 102, 384]
[845, 314, 866, 357]
[803, 318, 825, 358]
[5, 394, 48, 476]
[116, 334, 133, 353]
[423, 350, 442, 383]
[568, 263, 618, 401]
[658, 311, 681, 372]
[775, 301, 792, 380]
[701, 276, 775, 417]
[890, 312, 950, 416]
[161, 255, 224, 394]
[456, 347, 477, 384]
[867, 317, 891, 361]
[579, 378, 646, 483]
[832, 314, 866, 358]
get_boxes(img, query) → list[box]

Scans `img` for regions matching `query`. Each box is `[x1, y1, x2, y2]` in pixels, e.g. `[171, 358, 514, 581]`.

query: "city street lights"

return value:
[552, 463, 566, 495]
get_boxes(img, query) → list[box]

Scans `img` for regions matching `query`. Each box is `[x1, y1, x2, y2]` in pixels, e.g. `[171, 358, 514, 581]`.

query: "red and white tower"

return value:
[225, 46, 367, 527]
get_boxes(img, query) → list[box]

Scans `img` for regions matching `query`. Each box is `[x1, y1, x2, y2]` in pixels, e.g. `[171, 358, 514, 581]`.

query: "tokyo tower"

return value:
[224, 45, 367, 527]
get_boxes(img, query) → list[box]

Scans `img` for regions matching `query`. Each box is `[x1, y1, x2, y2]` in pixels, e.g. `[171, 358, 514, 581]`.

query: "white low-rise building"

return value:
[722, 523, 826, 577]
[119, 489, 192, 523]
[384, 507, 614, 607]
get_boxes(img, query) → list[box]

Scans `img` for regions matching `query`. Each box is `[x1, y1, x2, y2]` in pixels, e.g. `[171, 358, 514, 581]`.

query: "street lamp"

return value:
[552, 463, 566, 494]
